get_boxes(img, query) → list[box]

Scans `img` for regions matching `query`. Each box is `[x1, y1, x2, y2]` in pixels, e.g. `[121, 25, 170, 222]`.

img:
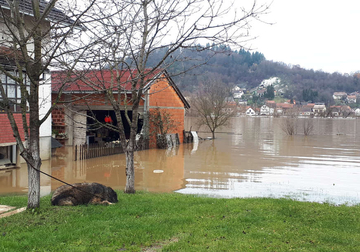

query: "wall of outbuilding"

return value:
[148, 77, 186, 148]
[51, 75, 187, 149]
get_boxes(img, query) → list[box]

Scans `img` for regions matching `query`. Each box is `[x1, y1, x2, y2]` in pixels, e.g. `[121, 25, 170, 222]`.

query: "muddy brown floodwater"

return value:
[1, 117, 360, 205]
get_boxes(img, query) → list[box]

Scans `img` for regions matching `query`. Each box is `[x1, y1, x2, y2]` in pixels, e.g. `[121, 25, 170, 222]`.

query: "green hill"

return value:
[147, 45, 359, 103]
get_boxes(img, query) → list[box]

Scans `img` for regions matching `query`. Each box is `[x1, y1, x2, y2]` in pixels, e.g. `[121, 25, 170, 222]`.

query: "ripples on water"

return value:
[1, 117, 360, 205]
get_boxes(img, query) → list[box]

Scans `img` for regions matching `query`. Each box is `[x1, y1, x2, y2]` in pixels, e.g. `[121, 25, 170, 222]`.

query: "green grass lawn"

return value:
[1, 192, 360, 251]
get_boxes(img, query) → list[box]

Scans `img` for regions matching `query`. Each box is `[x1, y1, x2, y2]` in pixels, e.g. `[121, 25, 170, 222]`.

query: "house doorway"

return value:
[0, 145, 16, 168]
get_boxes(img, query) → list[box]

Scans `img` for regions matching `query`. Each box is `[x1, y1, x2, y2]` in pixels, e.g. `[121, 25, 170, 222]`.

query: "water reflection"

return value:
[179, 117, 360, 205]
[50, 146, 185, 193]
[1, 117, 360, 205]
[0, 160, 52, 197]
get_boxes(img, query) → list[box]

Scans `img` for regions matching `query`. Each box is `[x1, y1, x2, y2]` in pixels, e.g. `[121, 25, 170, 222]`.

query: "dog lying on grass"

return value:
[51, 182, 118, 206]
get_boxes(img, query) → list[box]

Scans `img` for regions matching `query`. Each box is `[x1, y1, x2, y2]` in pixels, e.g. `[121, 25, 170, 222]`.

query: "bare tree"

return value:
[303, 118, 314, 136]
[149, 107, 179, 149]
[70, 0, 270, 193]
[280, 117, 297, 136]
[191, 75, 236, 138]
[0, 0, 94, 208]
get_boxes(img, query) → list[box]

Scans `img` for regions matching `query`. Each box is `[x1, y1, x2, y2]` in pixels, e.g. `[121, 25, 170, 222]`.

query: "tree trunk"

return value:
[212, 130, 215, 139]
[26, 157, 41, 208]
[25, 105, 42, 208]
[124, 149, 136, 193]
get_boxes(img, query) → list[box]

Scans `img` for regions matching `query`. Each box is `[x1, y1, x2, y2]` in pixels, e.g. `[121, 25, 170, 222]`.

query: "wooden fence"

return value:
[74, 144, 123, 161]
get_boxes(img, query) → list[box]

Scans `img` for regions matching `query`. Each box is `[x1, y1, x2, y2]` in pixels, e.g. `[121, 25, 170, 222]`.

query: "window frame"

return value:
[0, 71, 30, 113]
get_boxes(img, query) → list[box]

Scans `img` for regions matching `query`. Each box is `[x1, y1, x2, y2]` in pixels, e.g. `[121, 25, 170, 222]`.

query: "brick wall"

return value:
[0, 113, 29, 144]
[148, 76, 186, 148]
[52, 107, 66, 143]
[149, 77, 184, 108]
[148, 108, 185, 148]
[51, 99, 68, 145]
[52, 107, 65, 127]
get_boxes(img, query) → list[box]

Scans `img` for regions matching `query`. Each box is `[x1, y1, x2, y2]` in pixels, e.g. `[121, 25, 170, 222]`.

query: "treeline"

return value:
[145, 45, 360, 103]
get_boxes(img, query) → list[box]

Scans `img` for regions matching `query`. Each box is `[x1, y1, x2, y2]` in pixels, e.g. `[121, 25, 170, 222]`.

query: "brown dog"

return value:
[51, 182, 118, 206]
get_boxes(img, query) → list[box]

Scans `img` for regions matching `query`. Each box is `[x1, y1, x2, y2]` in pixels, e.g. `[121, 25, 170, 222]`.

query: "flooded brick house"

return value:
[51, 69, 189, 149]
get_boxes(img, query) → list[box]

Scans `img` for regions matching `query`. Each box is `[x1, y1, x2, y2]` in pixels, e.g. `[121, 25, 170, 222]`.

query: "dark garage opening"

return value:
[86, 110, 143, 144]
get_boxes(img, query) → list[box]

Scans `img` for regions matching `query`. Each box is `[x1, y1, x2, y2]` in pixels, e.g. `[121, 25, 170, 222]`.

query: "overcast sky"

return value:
[247, 0, 360, 74]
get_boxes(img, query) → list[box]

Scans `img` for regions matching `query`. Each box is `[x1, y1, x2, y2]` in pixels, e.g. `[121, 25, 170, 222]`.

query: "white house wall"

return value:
[39, 72, 52, 160]
[73, 110, 87, 146]
[0, 12, 52, 162]
[0, 14, 51, 54]
[19, 72, 52, 163]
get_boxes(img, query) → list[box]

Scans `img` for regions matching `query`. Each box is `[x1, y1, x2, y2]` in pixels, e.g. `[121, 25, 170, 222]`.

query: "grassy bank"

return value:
[1, 192, 360, 251]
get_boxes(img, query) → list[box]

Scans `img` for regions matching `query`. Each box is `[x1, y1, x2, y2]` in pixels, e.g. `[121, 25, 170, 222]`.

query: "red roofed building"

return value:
[265, 100, 276, 108]
[51, 69, 190, 149]
[276, 103, 294, 109]
[275, 103, 294, 115]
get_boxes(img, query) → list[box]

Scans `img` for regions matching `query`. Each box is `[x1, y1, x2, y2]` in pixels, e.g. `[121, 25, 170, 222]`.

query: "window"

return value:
[0, 72, 30, 112]
[0, 145, 16, 167]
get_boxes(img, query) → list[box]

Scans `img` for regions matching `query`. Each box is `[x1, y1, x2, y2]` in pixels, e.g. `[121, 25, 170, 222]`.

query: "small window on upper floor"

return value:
[0, 71, 30, 113]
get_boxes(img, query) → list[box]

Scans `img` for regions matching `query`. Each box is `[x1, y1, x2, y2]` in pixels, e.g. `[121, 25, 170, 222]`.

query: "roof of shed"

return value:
[52, 69, 190, 109]
[52, 69, 162, 92]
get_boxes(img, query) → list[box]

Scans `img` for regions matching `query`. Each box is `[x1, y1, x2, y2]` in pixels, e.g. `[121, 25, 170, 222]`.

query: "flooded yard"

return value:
[1, 117, 360, 205]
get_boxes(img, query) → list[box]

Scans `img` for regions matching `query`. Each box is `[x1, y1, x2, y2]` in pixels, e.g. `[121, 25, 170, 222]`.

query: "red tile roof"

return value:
[52, 69, 162, 93]
[276, 103, 294, 109]
[52, 69, 191, 109]
[306, 103, 315, 108]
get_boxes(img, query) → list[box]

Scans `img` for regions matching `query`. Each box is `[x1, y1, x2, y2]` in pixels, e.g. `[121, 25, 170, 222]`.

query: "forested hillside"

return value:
[147, 45, 360, 103]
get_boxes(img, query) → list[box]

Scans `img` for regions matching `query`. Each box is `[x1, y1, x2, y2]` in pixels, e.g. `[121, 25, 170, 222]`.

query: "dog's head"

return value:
[106, 187, 118, 203]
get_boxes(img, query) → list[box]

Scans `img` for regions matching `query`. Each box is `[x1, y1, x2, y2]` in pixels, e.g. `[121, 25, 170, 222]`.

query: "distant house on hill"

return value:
[333, 92, 347, 100]
[232, 86, 244, 99]
[256, 88, 266, 97]
[237, 100, 247, 105]
[276, 103, 294, 115]
[265, 100, 276, 108]
[330, 106, 341, 117]
[355, 108, 360, 117]
[305, 103, 315, 108]
[340, 105, 352, 117]
[349, 91, 360, 97]
[260, 105, 269, 115]
[245, 107, 256, 116]
[260, 105, 274, 116]
[299, 106, 313, 116]
[313, 104, 326, 115]
[222, 100, 237, 114]
[346, 95, 357, 104]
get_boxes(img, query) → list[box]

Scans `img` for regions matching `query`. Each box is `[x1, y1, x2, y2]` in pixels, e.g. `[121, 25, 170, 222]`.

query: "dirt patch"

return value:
[142, 237, 180, 252]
